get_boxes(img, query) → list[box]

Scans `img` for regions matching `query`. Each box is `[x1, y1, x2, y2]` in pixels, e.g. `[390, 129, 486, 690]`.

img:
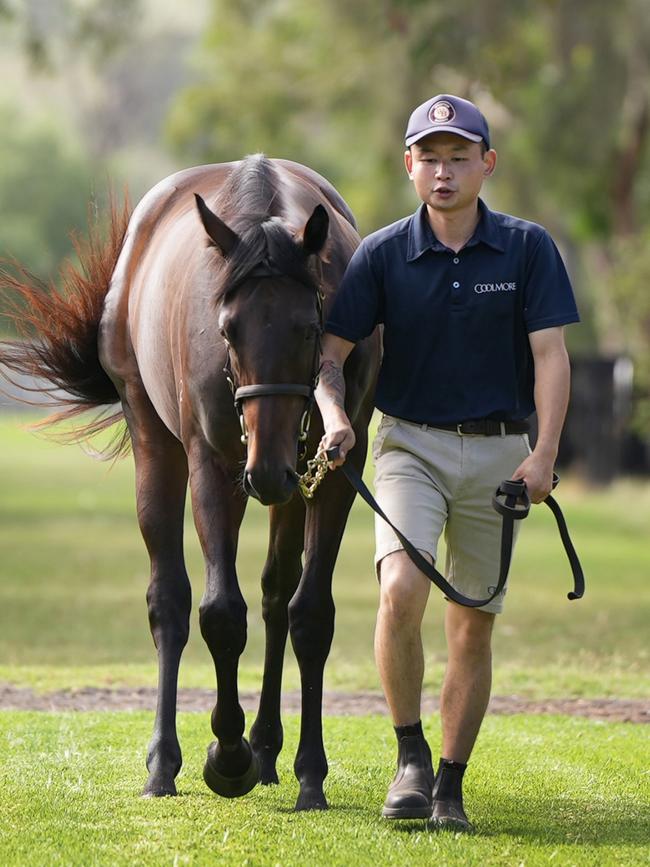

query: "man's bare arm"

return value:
[318, 358, 347, 410]
[315, 333, 356, 465]
[512, 326, 570, 502]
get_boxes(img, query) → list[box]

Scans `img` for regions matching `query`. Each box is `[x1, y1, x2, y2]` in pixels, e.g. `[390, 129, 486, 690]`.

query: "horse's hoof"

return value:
[142, 780, 177, 798]
[256, 754, 280, 785]
[260, 769, 280, 786]
[203, 738, 260, 798]
[295, 788, 328, 811]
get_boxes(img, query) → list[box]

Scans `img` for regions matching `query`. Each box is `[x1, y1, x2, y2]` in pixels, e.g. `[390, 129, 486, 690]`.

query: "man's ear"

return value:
[404, 148, 414, 179]
[483, 149, 497, 177]
[300, 204, 329, 256]
[194, 194, 239, 256]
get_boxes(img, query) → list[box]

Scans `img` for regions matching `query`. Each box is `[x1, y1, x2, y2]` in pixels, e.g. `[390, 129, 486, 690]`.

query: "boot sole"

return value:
[382, 805, 432, 820]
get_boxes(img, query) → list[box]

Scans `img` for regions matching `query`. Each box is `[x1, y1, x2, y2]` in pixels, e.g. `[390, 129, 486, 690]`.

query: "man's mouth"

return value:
[434, 187, 455, 197]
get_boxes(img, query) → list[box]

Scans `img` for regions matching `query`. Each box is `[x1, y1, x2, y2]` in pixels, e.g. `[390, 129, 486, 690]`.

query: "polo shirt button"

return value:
[453, 281, 460, 288]
[453, 257, 460, 264]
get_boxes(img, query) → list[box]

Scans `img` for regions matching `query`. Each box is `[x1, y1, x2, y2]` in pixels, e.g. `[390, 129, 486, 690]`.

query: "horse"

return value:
[0, 154, 380, 810]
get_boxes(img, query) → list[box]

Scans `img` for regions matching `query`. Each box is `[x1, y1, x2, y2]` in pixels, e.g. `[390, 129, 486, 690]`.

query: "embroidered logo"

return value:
[429, 100, 455, 124]
[474, 282, 517, 294]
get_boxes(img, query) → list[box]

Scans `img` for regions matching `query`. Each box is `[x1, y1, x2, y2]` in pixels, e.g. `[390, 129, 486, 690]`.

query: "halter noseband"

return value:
[223, 259, 324, 458]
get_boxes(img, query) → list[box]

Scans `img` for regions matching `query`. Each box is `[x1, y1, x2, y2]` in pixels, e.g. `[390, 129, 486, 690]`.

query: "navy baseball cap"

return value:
[405, 94, 490, 149]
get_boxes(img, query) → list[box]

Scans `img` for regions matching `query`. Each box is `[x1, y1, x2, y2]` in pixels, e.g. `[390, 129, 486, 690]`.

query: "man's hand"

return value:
[318, 422, 356, 468]
[511, 450, 555, 504]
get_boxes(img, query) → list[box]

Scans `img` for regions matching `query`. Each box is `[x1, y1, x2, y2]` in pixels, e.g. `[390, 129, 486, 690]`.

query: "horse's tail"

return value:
[0, 195, 133, 458]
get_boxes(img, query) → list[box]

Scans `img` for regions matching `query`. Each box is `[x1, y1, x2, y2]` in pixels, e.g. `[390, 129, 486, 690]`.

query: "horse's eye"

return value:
[219, 318, 236, 343]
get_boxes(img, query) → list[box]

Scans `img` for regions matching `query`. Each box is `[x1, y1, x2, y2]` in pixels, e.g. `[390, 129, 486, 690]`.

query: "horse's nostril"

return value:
[244, 472, 260, 500]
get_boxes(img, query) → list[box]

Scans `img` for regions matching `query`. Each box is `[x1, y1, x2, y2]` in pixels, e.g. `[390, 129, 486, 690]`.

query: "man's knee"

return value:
[378, 550, 431, 627]
[446, 602, 495, 657]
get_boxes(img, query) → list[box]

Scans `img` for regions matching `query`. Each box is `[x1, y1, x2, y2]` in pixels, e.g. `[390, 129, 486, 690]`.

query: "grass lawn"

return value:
[1, 711, 648, 866]
[1, 412, 649, 699]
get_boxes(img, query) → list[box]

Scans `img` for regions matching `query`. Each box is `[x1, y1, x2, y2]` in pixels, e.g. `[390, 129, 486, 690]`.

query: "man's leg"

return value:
[375, 550, 435, 819]
[375, 550, 432, 723]
[430, 600, 495, 830]
[441, 601, 495, 761]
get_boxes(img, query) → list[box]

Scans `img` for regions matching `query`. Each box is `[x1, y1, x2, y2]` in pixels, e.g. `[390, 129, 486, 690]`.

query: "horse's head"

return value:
[196, 194, 329, 505]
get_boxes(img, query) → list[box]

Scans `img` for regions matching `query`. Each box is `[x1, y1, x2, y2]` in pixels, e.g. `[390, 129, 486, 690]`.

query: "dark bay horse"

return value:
[0, 155, 380, 810]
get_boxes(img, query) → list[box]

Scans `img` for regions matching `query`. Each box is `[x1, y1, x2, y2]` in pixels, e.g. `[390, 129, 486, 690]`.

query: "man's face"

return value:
[404, 133, 496, 213]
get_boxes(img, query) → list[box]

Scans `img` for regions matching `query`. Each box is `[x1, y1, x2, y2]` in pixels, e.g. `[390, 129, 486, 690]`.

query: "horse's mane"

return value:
[213, 155, 319, 300]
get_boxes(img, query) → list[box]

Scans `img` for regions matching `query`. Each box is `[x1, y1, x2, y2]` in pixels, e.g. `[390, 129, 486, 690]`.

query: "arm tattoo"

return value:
[318, 359, 346, 409]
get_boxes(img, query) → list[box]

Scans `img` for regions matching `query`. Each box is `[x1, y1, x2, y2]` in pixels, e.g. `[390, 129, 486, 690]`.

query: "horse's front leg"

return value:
[188, 441, 258, 798]
[250, 495, 305, 784]
[288, 442, 363, 810]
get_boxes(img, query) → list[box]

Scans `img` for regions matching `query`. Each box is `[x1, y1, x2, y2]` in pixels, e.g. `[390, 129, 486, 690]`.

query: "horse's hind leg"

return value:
[187, 440, 258, 798]
[122, 389, 191, 797]
[250, 495, 305, 784]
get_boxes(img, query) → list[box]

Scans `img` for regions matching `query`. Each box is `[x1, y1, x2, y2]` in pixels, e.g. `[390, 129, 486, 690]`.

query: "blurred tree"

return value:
[0, 107, 95, 280]
[165, 0, 647, 242]
[168, 0, 650, 412]
[0, 0, 141, 70]
[606, 233, 650, 434]
[167, 0, 415, 231]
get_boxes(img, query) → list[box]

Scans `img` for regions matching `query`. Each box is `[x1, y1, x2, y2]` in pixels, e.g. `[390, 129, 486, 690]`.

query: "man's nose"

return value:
[435, 160, 451, 179]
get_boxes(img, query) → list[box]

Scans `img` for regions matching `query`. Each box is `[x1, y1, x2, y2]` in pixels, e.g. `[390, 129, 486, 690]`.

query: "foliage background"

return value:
[2, 1, 650, 393]
[1, 0, 650, 425]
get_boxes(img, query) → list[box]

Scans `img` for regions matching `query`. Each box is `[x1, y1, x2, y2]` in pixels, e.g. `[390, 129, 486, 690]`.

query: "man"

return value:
[315, 94, 579, 831]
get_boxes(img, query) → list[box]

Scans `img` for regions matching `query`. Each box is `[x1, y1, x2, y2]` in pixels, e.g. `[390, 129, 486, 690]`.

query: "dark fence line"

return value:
[530, 356, 650, 483]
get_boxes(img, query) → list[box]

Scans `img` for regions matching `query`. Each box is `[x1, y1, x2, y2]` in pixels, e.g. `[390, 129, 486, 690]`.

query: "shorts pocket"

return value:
[372, 415, 397, 461]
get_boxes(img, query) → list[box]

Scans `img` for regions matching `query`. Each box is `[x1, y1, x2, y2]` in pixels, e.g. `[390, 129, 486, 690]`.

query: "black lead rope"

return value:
[326, 448, 585, 608]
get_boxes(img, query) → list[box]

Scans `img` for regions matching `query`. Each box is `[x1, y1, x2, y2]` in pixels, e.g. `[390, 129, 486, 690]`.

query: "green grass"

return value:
[1, 413, 649, 698]
[1, 711, 648, 866]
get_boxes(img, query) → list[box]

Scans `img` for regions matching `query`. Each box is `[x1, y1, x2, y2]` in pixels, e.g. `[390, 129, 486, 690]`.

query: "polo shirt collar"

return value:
[406, 198, 505, 261]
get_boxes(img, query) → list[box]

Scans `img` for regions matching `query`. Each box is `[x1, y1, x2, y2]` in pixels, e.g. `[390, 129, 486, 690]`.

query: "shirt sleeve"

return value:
[325, 241, 383, 342]
[523, 231, 580, 333]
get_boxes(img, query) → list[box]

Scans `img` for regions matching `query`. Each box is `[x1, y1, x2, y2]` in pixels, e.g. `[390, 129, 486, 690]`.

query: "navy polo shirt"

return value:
[326, 199, 579, 424]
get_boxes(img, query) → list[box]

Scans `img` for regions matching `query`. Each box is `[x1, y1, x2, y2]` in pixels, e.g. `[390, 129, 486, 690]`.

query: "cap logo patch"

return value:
[429, 100, 455, 124]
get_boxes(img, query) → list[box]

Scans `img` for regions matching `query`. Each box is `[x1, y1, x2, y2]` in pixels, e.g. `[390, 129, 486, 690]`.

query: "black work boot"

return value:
[382, 722, 435, 820]
[429, 758, 473, 832]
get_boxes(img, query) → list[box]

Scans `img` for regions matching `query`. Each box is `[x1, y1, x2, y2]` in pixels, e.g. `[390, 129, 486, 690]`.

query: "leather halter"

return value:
[222, 259, 324, 456]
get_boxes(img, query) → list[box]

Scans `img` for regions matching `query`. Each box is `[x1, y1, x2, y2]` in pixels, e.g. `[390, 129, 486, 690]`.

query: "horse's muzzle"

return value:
[243, 465, 298, 505]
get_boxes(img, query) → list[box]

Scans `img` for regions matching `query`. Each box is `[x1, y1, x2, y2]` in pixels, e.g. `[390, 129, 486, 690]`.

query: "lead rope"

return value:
[299, 447, 585, 607]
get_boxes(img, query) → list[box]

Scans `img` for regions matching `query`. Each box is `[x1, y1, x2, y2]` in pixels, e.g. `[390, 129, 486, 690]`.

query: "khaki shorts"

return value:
[372, 415, 532, 614]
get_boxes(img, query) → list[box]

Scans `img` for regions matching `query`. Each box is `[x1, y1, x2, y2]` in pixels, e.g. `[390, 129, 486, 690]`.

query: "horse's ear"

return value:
[300, 204, 329, 256]
[194, 194, 239, 256]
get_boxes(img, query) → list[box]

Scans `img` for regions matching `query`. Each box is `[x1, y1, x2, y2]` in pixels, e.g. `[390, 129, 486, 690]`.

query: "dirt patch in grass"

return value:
[1, 685, 648, 723]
